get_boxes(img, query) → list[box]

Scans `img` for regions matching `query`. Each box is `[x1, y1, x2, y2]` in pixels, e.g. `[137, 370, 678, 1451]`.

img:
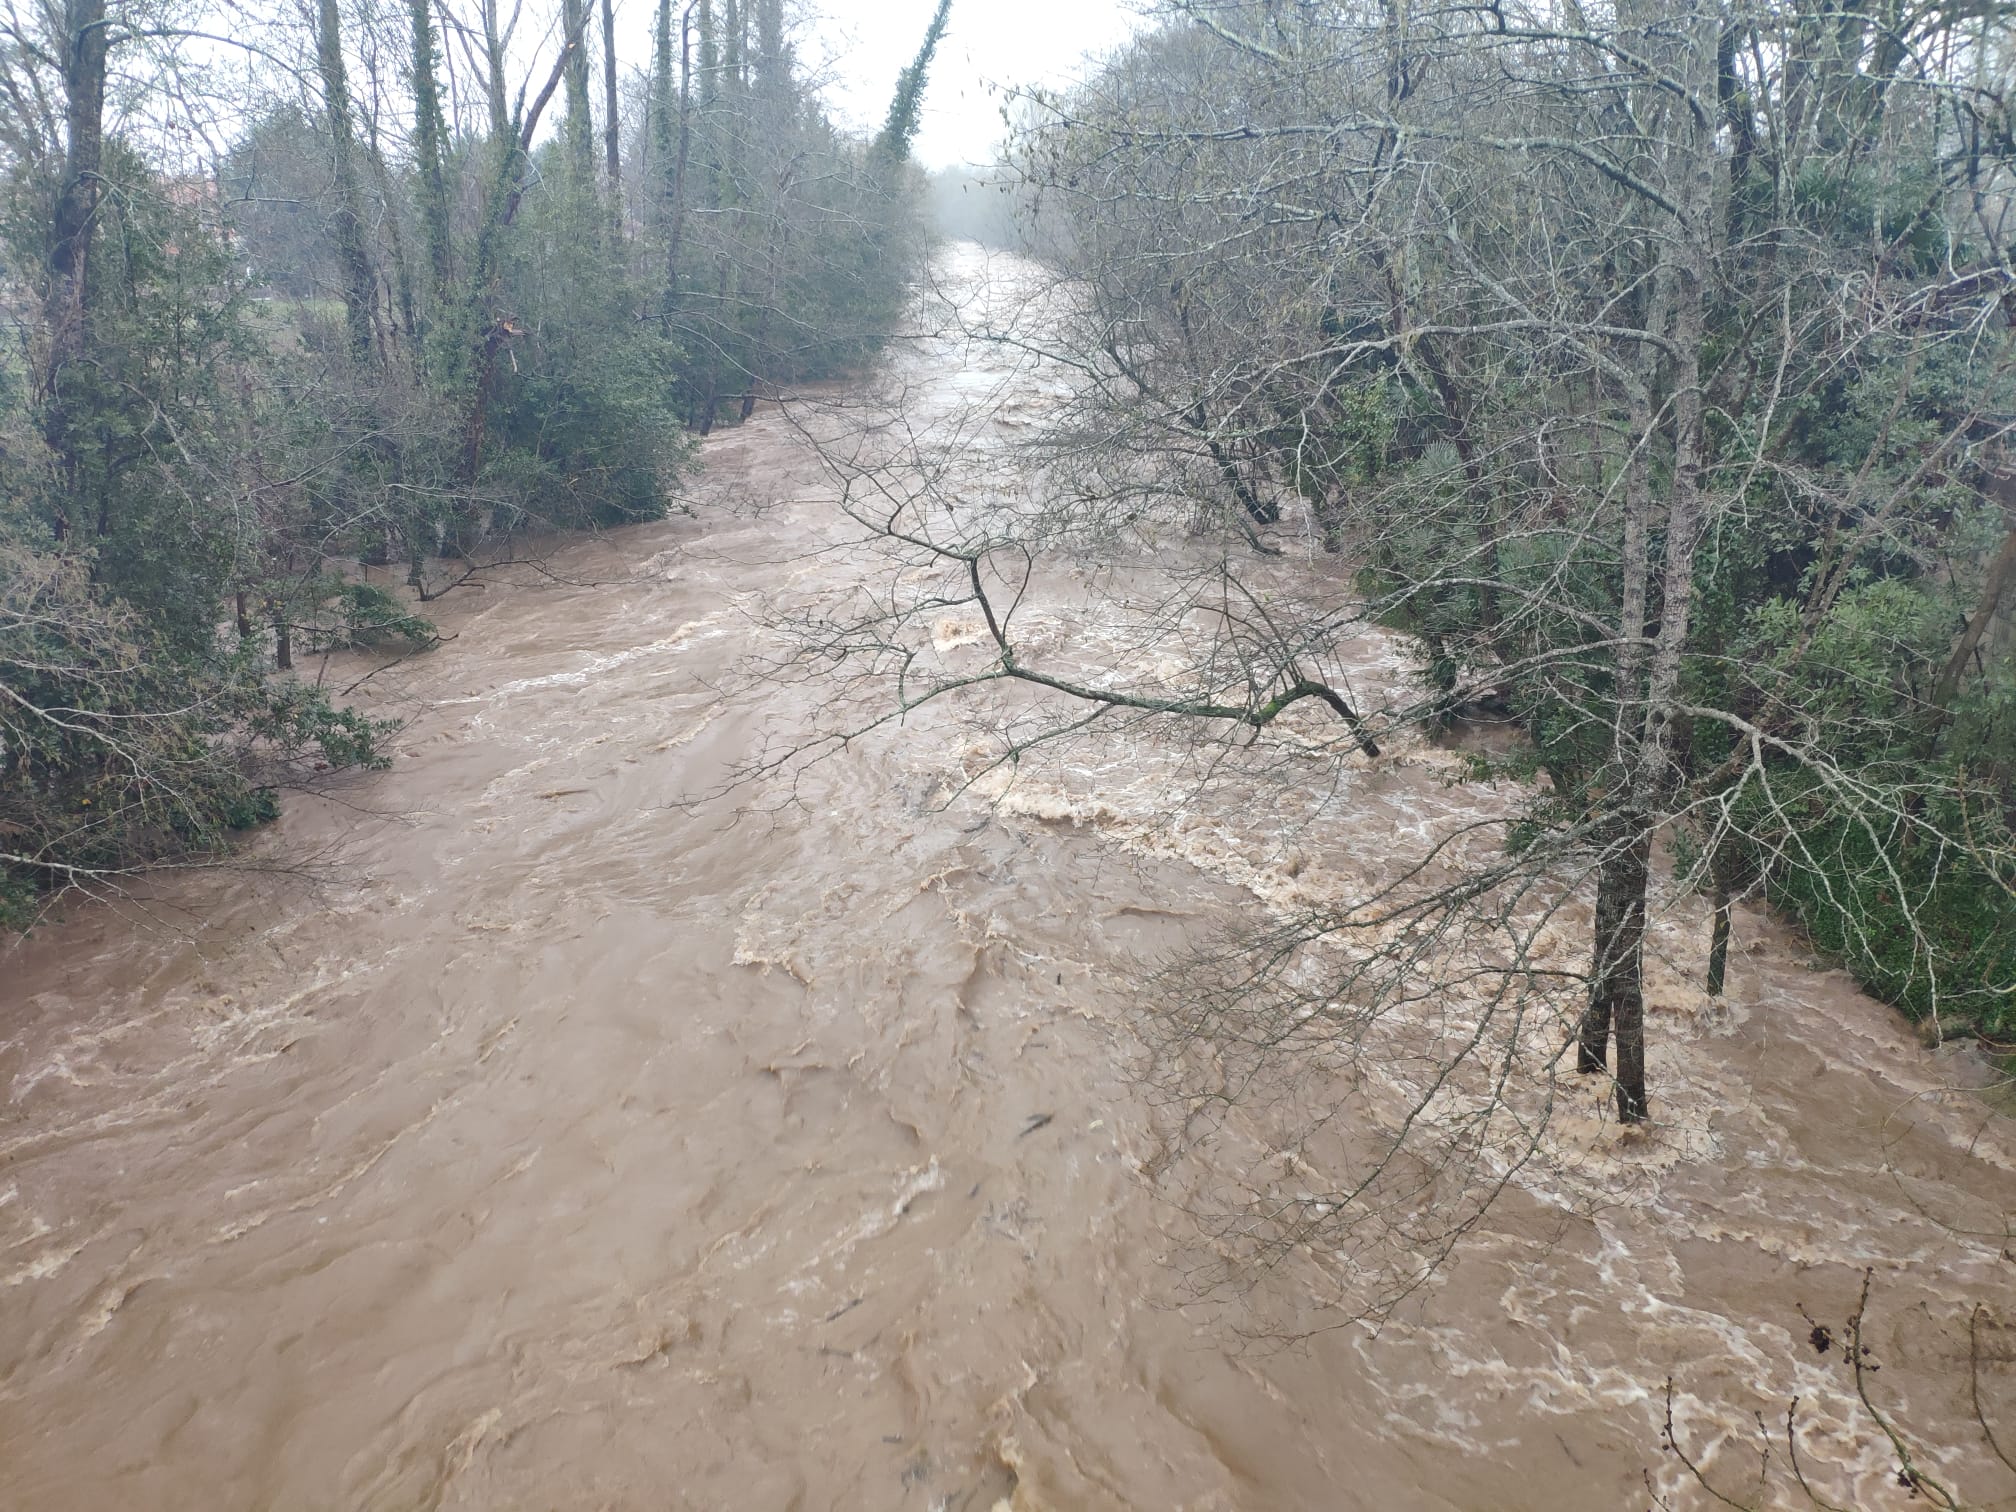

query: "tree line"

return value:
[0, 0, 946, 923]
[999, 0, 2016, 1103]
[811, 0, 2016, 1338]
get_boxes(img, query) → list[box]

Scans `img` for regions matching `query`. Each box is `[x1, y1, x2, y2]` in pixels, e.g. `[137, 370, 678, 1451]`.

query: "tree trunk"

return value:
[1579, 9, 1719, 1127]
[314, 0, 379, 366]
[696, 0, 718, 104]
[446, 26, 582, 548]
[601, 0, 622, 233]
[723, 0, 743, 85]
[562, 0, 597, 192]
[366, 127, 417, 353]
[409, 0, 454, 312]
[481, 0, 511, 138]
[1614, 958, 1648, 1124]
[660, 3, 692, 317]
[1578, 821, 1651, 1123]
[1705, 884, 1731, 998]
[40, 0, 112, 542]
[754, 0, 784, 98]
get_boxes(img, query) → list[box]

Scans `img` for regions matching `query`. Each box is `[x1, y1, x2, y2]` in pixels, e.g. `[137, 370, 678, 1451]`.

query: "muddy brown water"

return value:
[2, 248, 2012, 1511]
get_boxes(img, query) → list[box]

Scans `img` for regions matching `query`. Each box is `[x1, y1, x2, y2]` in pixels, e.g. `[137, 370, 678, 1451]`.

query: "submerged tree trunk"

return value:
[1706, 883, 1732, 998]
[1578, 820, 1651, 1122]
[1575, 9, 1718, 1128]
[1703, 825, 1737, 999]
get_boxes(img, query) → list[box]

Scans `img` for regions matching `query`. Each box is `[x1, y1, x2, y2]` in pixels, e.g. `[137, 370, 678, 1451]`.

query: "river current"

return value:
[2, 246, 2011, 1511]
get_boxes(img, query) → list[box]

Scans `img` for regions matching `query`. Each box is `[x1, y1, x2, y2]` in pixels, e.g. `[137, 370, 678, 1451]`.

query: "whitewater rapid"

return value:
[1, 246, 2010, 1511]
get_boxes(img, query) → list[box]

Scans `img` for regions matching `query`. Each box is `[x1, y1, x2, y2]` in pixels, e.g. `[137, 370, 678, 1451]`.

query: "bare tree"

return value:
[753, 0, 2016, 1333]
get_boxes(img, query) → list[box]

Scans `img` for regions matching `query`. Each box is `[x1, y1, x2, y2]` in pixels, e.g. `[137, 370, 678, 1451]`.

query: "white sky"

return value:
[130, 0, 1147, 173]
[796, 0, 1144, 168]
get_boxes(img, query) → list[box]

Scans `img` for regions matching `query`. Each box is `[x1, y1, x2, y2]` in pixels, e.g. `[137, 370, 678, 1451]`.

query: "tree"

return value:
[650, 0, 691, 313]
[765, 0, 2016, 1322]
[872, 0, 949, 166]
[34, 0, 112, 542]
[0, 0, 930, 918]
[408, 0, 453, 316]
[600, 0, 621, 233]
[311, 0, 380, 364]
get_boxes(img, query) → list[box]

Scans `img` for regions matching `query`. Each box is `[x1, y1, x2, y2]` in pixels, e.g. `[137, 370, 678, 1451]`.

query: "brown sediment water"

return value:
[1, 247, 2011, 1511]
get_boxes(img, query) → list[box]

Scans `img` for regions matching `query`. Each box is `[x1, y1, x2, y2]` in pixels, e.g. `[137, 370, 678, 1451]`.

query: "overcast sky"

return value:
[795, 0, 1145, 168]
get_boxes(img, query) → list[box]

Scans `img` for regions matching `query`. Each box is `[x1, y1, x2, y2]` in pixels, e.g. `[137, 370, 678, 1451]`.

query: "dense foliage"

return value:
[1000, 0, 2016, 1082]
[0, 0, 933, 918]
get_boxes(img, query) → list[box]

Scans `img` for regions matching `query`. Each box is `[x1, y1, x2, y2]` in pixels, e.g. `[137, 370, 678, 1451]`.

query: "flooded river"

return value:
[2, 248, 2011, 1510]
